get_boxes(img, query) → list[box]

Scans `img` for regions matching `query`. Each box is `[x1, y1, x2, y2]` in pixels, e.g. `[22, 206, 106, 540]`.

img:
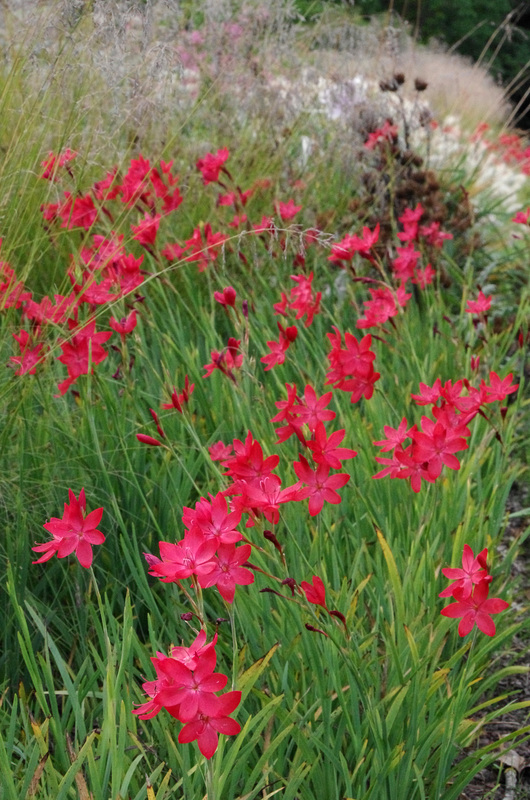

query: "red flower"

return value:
[131, 213, 161, 246]
[480, 371, 518, 403]
[411, 418, 468, 478]
[300, 575, 327, 609]
[41, 148, 77, 181]
[178, 691, 241, 759]
[214, 286, 237, 307]
[439, 544, 491, 599]
[147, 530, 217, 583]
[33, 489, 105, 569]
[59, 193, 98, 230]
[275, 199, 302, 221]
[440, 582, 509, 637]
[293, 384, 336, 431]
[465, 291, 491, 314]
[203, 338, 243, 380]
[56, 319, 112, 395]
[307, 423, 357, 469]
[209, 441, 233, 461]
[293, 455, 350, 516]
[10, 330, 46, 375]
[373, 417, 415, 452]
[109, 310, 138, 338]
[199, 543, 255, 603]
[161, 375, 195, 413]
[196, 148, 230, 185]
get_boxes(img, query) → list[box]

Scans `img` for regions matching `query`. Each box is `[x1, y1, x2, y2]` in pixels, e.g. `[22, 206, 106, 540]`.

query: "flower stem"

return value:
[205, 757, 216, 800]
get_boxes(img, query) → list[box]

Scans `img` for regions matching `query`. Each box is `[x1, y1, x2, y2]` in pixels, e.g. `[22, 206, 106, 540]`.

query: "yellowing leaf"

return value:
[376, 528, 404, 621]
[146, 776, 156, 800]
[238, 642, 280, 703]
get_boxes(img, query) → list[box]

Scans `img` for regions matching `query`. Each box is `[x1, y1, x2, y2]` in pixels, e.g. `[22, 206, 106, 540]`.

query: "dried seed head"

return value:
[414, 78, 428, 92]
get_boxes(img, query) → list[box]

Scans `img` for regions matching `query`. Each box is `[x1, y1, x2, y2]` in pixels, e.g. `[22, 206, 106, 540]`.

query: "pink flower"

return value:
[131, 213, 161, 246]
[10, 330, 46, 375]
[293, 455, 350, 516]
[373, 417, 415, 452]
[33, 489, 105, 569]
[59, 193, 98, 230]
[439, 544, 491, 599]
[214, 286, 237, 307]
[512, 208, 529, 225]
[307, 423, 357, 470]
[41, 148, 77, 181]
[178, 691, 241, 759]
[465, 291, 491, 314]
[275, 199, 302, 221]
[440, 582, 509, 637]
[364, 120, 398, 150]
[56, 319, 112, 395]
[480, 371, 519, 403]
[209, 441, 233, 461]
[199, 543, 255, 603]
[203, 337, 243, 380]
[196, 148, 230, 185]
[109, 310, 138, 338]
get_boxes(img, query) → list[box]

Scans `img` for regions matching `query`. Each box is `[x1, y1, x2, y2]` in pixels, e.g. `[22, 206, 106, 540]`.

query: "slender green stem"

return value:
[205, 757, 216, 800]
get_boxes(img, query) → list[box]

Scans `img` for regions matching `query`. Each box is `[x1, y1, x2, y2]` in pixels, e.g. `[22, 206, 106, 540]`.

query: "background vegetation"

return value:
[0, 2, 528, 798]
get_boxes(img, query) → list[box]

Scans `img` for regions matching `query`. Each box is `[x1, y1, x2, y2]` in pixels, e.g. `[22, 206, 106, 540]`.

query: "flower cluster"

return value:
[269, 384, 356, 516]
[147, 491, 254, 603]
[325, 327, 380, 403]
[440, 545, 509, 636]
[273, 271, 321, 328]
[133, 629, 241, 758]
[260, 322, 298, 371]
[373, 372, 518, 492]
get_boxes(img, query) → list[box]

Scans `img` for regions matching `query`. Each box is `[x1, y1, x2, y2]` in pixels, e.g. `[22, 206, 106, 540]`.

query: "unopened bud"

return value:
[305, 623, 328, 637]
[281, 577, 297, 597]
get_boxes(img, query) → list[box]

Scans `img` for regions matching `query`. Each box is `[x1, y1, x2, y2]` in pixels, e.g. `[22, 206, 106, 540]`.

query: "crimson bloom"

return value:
[465, 290, 491, 314]
[161, 375, 195, 413]
[199, 543, 254, 603]
[196, 148, 230, 185]
[300, 575, 328, 609]
[133, 630, 241, 760]
[293, 455, 350, 516]
[275, 199, 302, 221]
[131, 213, 161, 246]
[481, 371, 519, 403]
[109, 310, 138, 339]
[439, 544, 491, 599]
[440, 582, 509, 637]
[307, 423, 358, 469]
[41, 148, 77, 181]
[33, 489, 105, 569]
[178, 690, 242, 759]
[10, 330, 46, 375]
[56, 318, 112, 395]
[214, 286, 237, 307]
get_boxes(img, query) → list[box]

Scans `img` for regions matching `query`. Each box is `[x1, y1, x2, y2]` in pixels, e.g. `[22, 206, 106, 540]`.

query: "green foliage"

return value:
[0, 4, 529, 799]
